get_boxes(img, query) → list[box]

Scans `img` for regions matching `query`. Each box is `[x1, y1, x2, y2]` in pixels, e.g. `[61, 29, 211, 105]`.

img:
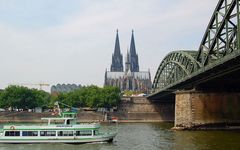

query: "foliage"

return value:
[122, 90, 142, 96]
[0, 85, 121, 109]
[0, 85, 51, 109]
[54, 85, 121, 108]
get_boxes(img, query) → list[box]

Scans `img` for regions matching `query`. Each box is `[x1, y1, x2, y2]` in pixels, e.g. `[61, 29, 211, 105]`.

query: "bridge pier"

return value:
[174, 90, 240, 129]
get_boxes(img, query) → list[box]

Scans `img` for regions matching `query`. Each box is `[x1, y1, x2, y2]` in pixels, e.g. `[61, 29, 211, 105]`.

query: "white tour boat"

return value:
[0, 111, 117, 144]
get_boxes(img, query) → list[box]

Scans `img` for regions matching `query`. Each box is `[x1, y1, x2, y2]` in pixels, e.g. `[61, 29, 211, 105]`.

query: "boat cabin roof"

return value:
[41, 112, 77, 125]
[41, 117, 76, 125]
[61, 112, 77, 118]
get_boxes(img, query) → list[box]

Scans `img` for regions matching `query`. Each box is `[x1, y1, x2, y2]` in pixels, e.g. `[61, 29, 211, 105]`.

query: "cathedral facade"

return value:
[104, 30, 152, 94]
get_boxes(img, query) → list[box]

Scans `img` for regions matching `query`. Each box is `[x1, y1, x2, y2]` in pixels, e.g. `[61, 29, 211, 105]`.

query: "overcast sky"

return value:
[0, 0, 219, 91]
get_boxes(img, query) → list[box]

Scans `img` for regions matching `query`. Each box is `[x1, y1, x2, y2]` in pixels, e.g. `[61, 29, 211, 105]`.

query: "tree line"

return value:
[0, 85, 121, 109]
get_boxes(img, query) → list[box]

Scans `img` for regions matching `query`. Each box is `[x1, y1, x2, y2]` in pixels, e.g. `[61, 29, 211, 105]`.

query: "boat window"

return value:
[5, 131, 20, 136]
[66, 120, 70, 125]
[94, 130, 99, 135]
[40, 131, 56, 136]
[22, 131, 38, 136]
[76, 130, 92, 136]
[58, 131, 73, 136]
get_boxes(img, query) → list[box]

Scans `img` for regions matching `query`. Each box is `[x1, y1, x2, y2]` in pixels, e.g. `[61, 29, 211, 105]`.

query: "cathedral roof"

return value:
[105, 72, 125, 79]
[133, 72, 151, 79]
[105, 71, 150, 80]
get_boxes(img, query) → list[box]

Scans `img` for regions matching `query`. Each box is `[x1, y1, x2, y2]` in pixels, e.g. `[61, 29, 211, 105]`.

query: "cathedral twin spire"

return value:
[110, 30, 139, 72]
[110, 30, 123, 72]
[129, 30, 139, 72]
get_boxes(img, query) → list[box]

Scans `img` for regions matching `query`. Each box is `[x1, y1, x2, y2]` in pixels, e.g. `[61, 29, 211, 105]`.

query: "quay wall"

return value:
[111, 96, 174, 122]
[0, 96, 174, 123]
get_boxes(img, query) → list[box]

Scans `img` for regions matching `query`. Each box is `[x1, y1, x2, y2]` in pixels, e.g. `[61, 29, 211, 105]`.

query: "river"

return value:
[0, 123, 240, 150]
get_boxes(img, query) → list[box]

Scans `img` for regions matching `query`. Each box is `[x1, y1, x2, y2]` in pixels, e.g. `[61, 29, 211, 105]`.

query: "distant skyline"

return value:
[0, 0, 219, 92]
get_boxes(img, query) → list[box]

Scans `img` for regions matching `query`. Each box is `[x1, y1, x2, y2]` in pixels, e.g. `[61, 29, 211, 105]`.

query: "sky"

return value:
[0, 0, 219, 92]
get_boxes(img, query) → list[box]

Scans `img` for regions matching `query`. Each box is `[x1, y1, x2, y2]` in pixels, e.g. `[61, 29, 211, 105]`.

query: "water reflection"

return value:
[0, 123, 240, 150]
[172, 130, 240, 150]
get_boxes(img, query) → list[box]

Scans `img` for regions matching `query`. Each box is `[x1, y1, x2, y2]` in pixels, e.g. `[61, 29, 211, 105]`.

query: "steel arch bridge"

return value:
[152, 51, 201, 90]
[149, 0, 240, 99]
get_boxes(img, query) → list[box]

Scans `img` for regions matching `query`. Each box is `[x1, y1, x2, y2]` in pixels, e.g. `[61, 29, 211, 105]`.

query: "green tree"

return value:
[0, 85, 51, 109]
[0, 90, 4, 107]
[51, 85, 121, 108]
[101, 86, 121, 108]
[32, 89, 51, 107]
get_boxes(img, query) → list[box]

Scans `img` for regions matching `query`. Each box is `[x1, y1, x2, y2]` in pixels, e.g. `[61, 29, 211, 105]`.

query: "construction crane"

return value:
[11, 83, 50, 90]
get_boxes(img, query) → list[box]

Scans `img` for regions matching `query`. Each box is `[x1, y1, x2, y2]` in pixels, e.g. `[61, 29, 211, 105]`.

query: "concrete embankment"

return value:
[0, 111, 103, 123]
[0, 96, 175, 123]
[0, 111, 173, 123]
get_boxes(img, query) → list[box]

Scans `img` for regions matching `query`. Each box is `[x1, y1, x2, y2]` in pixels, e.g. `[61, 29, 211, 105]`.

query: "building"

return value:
[104, 30, 152, 94]
[51, 84, 82, 96]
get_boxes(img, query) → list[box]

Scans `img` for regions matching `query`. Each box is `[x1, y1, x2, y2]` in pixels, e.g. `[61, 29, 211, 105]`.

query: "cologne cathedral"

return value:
[104, 30, 152, 94]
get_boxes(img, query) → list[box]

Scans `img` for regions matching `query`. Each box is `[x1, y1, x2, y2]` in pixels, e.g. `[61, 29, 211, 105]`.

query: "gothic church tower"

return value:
[105, 30, 152, 93]
[129, 30, 139, 72]
[110, 30, 123, 72]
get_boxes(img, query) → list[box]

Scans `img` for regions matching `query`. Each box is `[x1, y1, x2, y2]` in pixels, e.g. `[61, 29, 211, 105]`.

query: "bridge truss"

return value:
[152, 0, 240, 93]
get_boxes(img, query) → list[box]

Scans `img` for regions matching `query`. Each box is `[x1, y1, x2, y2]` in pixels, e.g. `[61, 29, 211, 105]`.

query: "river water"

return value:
[0, 123, 240, 150]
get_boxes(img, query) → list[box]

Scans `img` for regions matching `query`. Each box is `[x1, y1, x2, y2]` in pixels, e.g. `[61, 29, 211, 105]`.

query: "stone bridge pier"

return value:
[174, 90, 240, 129]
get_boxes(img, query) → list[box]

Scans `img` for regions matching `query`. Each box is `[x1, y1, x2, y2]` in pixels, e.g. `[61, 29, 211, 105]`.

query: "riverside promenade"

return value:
[0, 96, 174, 123]
[0, 111, 168, 123]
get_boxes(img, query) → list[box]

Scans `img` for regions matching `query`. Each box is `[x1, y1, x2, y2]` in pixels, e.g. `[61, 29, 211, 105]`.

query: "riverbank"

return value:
[0, 96, 175, 123]
[1, 111, 240, 130]
[172, 126, 240, 131]
[172, 122, 240, 131]
[0, 111, 169, 123]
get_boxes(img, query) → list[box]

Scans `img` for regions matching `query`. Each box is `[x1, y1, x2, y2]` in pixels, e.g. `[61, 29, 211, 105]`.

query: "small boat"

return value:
[111, 117, 118, 123]
[0, 104, 117, 144]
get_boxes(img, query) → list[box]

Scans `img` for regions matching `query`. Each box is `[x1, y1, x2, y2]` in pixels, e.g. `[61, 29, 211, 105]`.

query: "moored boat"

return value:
[111, 117, 118, 123]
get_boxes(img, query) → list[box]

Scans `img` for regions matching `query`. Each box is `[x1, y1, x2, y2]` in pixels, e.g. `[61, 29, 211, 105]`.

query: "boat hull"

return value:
[0, 133, 117, 144]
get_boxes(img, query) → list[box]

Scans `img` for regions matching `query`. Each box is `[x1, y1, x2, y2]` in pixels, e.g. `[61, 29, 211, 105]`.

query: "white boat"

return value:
[0, 112, 117, 144]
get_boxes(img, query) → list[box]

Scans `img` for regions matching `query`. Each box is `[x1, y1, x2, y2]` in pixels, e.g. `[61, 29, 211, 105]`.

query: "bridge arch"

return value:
[152, 51, 201, 91]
